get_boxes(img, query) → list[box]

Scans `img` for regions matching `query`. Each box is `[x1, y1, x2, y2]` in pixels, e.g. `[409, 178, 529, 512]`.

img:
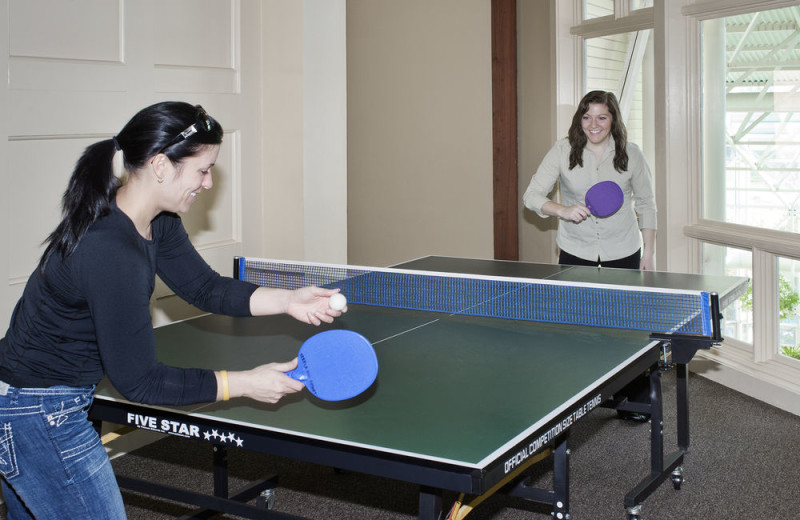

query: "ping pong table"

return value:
[89, 256, 748, 520]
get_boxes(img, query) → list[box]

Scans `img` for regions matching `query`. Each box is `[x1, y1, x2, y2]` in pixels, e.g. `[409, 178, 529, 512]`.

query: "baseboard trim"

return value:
[690, 358, 800, 416]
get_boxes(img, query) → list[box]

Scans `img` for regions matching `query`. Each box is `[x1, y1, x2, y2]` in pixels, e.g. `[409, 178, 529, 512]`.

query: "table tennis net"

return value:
[236, 257, 713, 336]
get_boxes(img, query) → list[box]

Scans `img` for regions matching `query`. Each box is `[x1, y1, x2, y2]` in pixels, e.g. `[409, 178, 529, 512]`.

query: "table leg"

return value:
[418, 486, 443, 520]
[213, 444, 229, 499]
[675, 363, 690, 451]
[552, 438, 570, 520]
[624, 362, 685, 516]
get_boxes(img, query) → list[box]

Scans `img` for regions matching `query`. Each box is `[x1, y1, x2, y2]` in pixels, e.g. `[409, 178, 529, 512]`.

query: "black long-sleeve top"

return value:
[0, 204, 258, 405]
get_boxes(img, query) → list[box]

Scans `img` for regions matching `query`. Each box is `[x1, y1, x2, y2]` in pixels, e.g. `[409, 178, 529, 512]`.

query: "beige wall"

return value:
[517, 1, 558, 263]
[346, 0, 495, 267]
[346, 1, 556, 268]
[260, 1, 306, 260]
[260, 0, 348, 264]
[0, 4, 8, 323]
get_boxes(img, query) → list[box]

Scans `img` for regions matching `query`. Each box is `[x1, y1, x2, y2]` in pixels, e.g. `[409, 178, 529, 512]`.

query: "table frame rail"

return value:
[91, 343, 672, 519]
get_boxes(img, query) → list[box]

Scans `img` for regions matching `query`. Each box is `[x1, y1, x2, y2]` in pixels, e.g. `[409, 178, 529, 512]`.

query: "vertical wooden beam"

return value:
[492, 0, 519, 260]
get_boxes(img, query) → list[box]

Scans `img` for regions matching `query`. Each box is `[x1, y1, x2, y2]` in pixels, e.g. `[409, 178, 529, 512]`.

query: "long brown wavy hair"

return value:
[567, 90, 628, 172]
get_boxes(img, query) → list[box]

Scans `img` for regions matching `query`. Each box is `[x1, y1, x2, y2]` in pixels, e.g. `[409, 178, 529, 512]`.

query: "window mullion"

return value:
[752, 248, 778, 363]
[615, 0, 630, 19]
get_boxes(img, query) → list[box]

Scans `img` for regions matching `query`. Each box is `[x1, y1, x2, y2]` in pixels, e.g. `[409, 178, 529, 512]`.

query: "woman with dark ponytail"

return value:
[0, 101, 345, 519]
[523, 90, 657, 270]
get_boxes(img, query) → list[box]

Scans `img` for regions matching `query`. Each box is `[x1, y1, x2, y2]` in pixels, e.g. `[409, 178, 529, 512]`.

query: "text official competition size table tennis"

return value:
[89, 256, 748, 520]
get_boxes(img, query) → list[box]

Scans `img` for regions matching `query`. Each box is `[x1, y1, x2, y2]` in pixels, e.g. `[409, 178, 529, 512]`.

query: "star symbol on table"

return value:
[201, 429, 243, 447]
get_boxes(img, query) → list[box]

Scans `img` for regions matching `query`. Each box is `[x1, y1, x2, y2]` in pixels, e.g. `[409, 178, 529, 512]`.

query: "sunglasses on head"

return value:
[155, 105, 213, 156]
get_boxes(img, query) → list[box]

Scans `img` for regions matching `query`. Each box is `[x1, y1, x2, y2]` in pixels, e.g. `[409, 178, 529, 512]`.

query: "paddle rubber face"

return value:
[286, 330, 378, 401]
[585, 181, 624, 217]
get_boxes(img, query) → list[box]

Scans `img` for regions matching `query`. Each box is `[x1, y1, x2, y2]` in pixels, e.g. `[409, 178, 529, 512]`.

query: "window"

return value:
[702, 7, 800, 231]
[585, 29, 653, 155]
[583, 0, 614, 21]
[702, 244, 752, 345]
[777, 257, 800, 362]
[700, 5, 800, 364]
[583, 0, 653, 21]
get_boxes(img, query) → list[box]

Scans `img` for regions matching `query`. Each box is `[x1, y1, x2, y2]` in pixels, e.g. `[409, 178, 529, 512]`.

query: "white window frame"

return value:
[681, 0, 800, 409]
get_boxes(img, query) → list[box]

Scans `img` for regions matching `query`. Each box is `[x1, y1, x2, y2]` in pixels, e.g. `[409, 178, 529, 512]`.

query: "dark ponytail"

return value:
[38, 101, 223, 272]
[39, 139, 119, 270]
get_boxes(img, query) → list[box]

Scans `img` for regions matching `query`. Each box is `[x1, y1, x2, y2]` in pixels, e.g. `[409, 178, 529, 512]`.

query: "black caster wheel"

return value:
[256, 488, 276, 510]
[616, 410, 651, 423]
[671, 466, 684, 490]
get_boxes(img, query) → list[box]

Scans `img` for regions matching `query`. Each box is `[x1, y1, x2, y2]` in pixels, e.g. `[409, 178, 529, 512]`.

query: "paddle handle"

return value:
[285, 369, 307, 381]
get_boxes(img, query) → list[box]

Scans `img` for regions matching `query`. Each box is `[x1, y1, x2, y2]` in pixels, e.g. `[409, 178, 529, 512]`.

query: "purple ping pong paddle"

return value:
[286, 330, 378, 401]
[585, 181, 624, 217]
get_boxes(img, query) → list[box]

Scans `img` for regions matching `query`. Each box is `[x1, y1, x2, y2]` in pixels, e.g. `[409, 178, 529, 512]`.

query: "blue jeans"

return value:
[0, 381, 126, 519]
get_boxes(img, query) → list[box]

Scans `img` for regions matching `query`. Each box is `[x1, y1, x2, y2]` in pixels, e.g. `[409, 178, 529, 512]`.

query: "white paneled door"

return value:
[1, 0, 264, 324]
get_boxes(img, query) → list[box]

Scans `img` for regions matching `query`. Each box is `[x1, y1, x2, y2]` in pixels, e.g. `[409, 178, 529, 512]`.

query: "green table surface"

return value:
[98, 306, 655, 468]
[97, 256, 748, 469]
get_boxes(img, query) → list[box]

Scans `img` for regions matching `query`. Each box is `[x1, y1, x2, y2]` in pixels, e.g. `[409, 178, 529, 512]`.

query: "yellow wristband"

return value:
[220, 370, 230, 401]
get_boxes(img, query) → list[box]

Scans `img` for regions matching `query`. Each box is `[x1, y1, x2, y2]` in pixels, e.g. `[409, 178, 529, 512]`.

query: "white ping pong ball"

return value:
[329, 293, 347, 311]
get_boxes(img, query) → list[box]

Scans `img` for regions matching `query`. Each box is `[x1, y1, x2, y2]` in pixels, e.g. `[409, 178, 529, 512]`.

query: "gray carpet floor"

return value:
[2, 372, 798, 519]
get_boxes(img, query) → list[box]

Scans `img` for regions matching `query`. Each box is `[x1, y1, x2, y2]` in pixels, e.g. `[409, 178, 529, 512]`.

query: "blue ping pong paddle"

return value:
[286, 330, 378, 401]
[585, 181, 624, 217]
